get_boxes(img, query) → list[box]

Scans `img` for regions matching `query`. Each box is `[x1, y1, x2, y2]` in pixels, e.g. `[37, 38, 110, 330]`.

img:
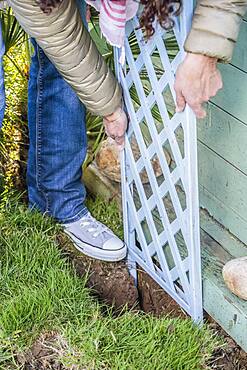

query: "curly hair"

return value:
[37, 0, 63, 14]
[139, 0, 182, 38]
[37, 0, 182, 36]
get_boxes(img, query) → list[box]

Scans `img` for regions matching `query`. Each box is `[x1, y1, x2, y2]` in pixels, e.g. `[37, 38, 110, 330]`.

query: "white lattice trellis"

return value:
[114, 2, 202, 322]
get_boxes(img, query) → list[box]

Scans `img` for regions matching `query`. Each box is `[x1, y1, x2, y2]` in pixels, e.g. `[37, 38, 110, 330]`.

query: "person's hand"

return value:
[103, 107, 128, 151]
[174, 53, 223, 118]
[86, 5, 91, 22]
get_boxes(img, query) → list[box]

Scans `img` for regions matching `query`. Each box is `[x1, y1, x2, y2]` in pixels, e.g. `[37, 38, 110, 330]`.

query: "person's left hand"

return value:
[103, 107, 128, 151]
[174, 53, 223, 118]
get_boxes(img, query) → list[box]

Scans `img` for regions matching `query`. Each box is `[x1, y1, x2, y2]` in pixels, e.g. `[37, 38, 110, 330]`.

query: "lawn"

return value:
[0, 10, 219, 370]
[0, 199, 218, 370]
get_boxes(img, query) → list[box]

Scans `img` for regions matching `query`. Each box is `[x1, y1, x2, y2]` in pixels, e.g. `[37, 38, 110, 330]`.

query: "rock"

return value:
[95, 137, 121, 182]
[96, 137, 171, 183]
[222, 257, 247, 300]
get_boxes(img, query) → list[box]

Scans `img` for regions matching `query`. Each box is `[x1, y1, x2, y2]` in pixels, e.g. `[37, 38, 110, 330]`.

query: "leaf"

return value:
[0, 7, 26, 54]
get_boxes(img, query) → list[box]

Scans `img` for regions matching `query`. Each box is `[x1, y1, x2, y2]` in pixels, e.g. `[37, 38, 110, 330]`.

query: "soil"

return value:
[57, 233, 186, 317]
[3, 55, 247, 370]
[16, 332, 81, 370]
[57, 233, 139, 311]
[58, 233, 247, 369]
[206, 321, 247, 370]
[13, 325, 247, 370]
[4, 233, 247, 370]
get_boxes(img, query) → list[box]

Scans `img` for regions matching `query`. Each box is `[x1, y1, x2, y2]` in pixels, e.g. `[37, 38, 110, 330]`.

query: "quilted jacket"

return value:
[185, 0, 247, 63]
[8, 0, 122, 117]
[2, 0, 247, 123]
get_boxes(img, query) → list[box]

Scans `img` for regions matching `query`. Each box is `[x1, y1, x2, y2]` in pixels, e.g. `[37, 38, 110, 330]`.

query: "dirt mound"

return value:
[57, 233, 185, 317]
[58, 233, 247, 370]
[16, 332, 80, 370]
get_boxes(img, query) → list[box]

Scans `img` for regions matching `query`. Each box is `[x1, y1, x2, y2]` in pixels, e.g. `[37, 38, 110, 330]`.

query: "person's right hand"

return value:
[174, 53, 223, 118]
[103, 107, 128, 151]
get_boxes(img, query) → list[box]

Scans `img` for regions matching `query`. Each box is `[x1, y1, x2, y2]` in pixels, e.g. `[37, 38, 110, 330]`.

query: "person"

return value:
[174, 0, 247, 300]
[3, 0, 128, 262]
[5, 0, 177, 262]
[6, 0, 246, 294]
[174, 0, 247, 119]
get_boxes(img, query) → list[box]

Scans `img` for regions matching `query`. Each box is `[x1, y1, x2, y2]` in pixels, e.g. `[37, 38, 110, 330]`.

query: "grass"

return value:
[0, 198, 218, 369]
[0, 12, 221, 369]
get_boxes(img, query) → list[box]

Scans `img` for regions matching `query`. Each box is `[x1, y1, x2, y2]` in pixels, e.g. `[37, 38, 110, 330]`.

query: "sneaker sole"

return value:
[64, 230, 127, 262]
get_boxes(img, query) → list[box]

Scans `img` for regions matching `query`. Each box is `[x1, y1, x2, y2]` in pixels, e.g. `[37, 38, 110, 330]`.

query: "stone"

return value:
[95, 137, 121, 182]
[96, 137, 171, 183]
[222, 257, 247, 300]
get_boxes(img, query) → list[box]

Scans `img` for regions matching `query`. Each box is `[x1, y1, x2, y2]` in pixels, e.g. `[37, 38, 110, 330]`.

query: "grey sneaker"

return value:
[63, 212, 126, 262]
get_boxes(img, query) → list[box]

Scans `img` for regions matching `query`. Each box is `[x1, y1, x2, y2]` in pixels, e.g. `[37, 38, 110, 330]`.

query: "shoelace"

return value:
[80, 214, 110, 238]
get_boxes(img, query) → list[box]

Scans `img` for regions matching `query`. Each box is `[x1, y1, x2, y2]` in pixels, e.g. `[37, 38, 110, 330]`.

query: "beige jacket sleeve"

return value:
[184, 0, 247, 63]
[8, 0, 122, 116]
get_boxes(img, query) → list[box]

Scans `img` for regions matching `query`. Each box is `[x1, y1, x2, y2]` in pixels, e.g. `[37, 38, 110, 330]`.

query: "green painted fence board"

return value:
[84, 156, 247, 351]
[231, 20, 247, 72]
[199, 14, 247, 247]
[201, 226, 247, 352]
[200, 208, 247, 258]
[200, 185, 247, 245]
[198, 103, 247, 174]
[198, 142, 247, 244]
[212, 64, 247, 123]
[199, 143, 247, 220]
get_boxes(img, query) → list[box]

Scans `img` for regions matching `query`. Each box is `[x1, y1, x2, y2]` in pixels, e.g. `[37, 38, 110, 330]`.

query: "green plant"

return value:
[0, 37, 28, 204]
[0, 7, 30, 200]
[0, 7, 25, 52]
[0, 200, 219, 369]
[0, 7, 30, 77]
[0, 6, 180, 200]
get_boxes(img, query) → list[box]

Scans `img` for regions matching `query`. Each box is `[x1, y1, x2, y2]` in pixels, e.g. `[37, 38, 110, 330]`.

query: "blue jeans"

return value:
[27, 1, 89, 223]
